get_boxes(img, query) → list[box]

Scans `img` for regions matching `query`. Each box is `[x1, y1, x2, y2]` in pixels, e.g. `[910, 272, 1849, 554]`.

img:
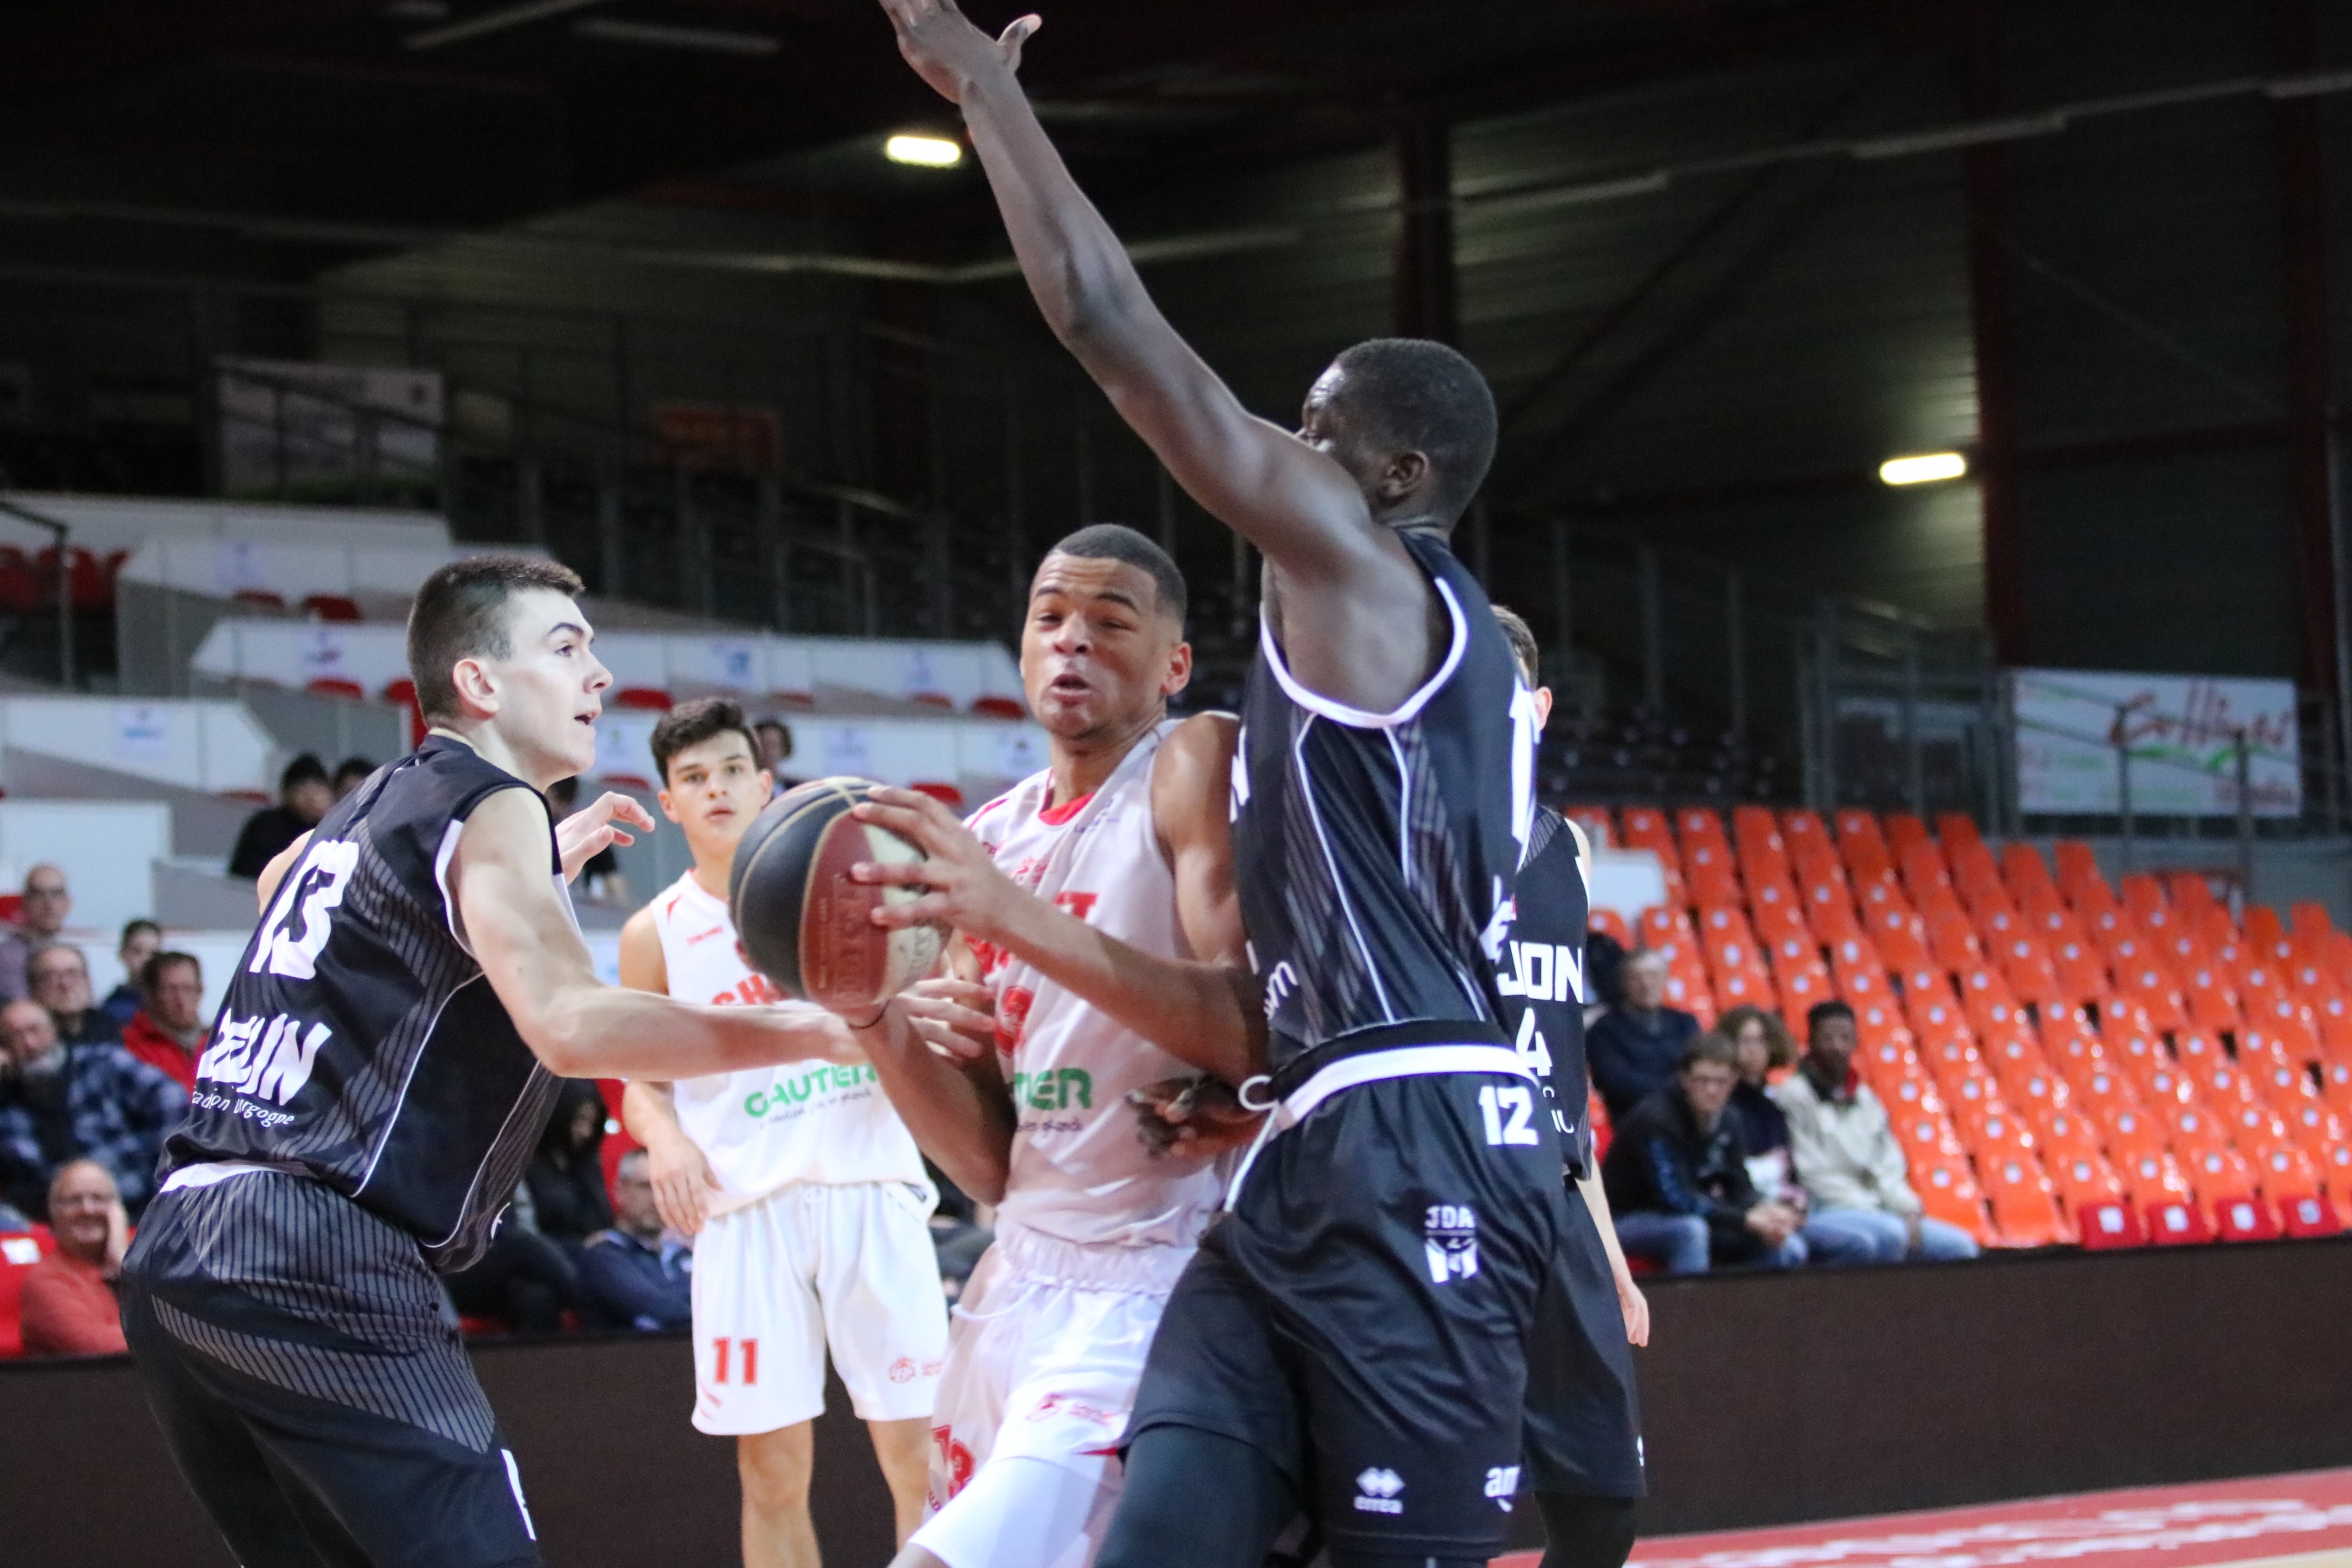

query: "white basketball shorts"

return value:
[690, 1179, 949, 1436]
[910, 1220, 1193, 1568]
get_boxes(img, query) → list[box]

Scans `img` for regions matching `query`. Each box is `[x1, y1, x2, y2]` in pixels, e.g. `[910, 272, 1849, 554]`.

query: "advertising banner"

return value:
[2011, 669, 2300, 817]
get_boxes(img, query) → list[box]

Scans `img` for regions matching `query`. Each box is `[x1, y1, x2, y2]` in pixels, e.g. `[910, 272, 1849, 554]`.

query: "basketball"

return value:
[729, 776, 946, 1014]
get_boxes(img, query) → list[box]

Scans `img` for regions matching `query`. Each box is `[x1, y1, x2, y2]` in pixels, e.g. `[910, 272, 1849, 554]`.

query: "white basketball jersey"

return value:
[967, 721, 1227, 1251]
[650, 871, 928, 1213]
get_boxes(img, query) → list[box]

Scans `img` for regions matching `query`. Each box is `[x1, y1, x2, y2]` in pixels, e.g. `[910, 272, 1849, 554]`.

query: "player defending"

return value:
[616, 698, 946, 1566]
[118, 556, 863, 1568]
[1491, 606, 1650, 1568]
[876, 6, 1559, 1564]
[838, 523, 1254, 1568]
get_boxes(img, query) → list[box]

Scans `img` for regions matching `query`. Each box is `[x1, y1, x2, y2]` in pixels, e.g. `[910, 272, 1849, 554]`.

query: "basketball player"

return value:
[836, 522, 1254, 1568]
[615, 697, 945, 1566]
[118, 556, 868, 1568]
[1491, 606, 1649, 1568]
[876, 7, 1557, 1565]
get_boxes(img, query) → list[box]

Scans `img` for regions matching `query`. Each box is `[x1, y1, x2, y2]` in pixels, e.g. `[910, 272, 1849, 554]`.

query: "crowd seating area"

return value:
[1577, 804, 2352, 1252]
[1541, 707, 1783, 804]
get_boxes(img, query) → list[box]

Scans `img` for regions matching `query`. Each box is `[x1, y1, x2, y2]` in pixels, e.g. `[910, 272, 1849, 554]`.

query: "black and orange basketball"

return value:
[729, 777, 944, 1014]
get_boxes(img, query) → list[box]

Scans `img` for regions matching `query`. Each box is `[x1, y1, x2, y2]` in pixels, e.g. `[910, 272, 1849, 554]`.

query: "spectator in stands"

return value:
[101, 919, 160, 1026]
[31, 944, 122, 1048]
[0, 864, 70, 1002]
[1719, 1004, 1796, 1190]
[526, 1080, 615, 1250]
[0, 997, 184, 1222]
[332, 756, 377, 800]
[755, 718, 805, 793]
[546, 777, 629, 906]
[443, 1178, 579, 1335]
[228, 753, 334, 879]
[18, 1158, 129, 1358]
[1774, 1000, 1981, 1264]
[120, 951, 206, 1092]
[1602, 1031, 1807, 1273]
[1586, 948, 1700, 1120]
[577, 1148, 693, 1332]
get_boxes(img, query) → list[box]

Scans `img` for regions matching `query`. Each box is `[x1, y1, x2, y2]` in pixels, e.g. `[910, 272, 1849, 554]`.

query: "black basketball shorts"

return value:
[1125, 1063, 1564, 1560]
[1521, 1180, 1646, 1500]
[119, 1172, 541, 1568]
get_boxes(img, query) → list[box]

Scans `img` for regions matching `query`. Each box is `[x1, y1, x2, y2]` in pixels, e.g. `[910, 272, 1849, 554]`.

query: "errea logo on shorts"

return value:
[1486, 1465, 1521, 1511]
[1353, 1468, 1405, 1515]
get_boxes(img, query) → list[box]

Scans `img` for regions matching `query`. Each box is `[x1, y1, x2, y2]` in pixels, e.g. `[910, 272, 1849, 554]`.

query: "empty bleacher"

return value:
[1580, 803, 2352, 1252]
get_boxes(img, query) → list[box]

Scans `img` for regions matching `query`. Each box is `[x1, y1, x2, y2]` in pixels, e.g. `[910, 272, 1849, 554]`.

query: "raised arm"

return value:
[874, 2, 1421, 616]
[451, 789, 854, 1080]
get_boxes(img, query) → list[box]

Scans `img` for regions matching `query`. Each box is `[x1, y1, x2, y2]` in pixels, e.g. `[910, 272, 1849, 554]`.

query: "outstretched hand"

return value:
[895, 978, 1000, 1061]
[555, 792, 655, 883]
[877, 0, 1038, 105]
[1129, 1076, 1264, 1163]
[850, 786, 1031, 947]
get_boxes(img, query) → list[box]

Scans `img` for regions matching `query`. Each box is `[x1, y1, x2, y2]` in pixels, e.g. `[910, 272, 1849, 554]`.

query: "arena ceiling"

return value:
[0, 0, 1875, 282]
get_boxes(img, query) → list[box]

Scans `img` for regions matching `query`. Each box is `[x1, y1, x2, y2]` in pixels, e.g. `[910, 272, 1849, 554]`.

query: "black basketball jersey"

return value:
[1234, 529, 1536, 1072]
[162, 737, 560, 1272]
[1501, 807, 1594, 1175]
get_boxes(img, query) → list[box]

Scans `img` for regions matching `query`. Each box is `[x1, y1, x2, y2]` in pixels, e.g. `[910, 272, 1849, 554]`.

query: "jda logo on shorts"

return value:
[1354, 1468, 1404, 1515]
[1486, 1465, 1521, 1512]
[1424, 1204, 1478, 1283]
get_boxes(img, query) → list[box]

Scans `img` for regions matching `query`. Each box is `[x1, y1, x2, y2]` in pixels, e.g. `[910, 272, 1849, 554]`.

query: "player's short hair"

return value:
[1492, 605, 1539, 684]
[1042, 523, 1187, 622]
[1325, 338, 1498, 526]
[406, 554, 586, 726]
[1807, 998, 1857, 1038]
[1680, 1031, 1740, 1072]
[650, 696, 760, 786]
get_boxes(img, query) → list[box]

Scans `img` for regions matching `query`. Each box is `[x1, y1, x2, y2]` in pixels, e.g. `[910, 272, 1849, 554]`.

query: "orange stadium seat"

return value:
[2161, 1102, 2230, 1164]
[1982, 1151, 2072, 1247]
[1912, 1157, 1995, 1244]
[1589, 907, 1633, 950]
[2100, 1103, 2168, 1164]
[2030, 1105, 2107, 1165]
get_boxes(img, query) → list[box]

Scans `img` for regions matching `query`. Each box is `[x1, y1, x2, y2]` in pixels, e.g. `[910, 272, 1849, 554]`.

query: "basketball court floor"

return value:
[1498, 1468, 2352, 1568]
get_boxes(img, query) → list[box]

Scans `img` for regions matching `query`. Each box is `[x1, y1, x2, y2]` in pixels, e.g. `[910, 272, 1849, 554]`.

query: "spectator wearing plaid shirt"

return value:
[0, 997, 186, 1223]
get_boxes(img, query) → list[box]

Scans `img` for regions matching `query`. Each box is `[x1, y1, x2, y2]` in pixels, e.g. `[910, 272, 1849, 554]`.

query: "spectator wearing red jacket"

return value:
[21, 1159, 130, 1357]
[119, 952, 207, 1092]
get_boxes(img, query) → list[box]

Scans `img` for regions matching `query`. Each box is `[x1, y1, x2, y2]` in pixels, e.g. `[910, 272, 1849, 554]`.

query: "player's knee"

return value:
[737, 1424, 816, 1510]
[1534, 1492, 1639, 1568]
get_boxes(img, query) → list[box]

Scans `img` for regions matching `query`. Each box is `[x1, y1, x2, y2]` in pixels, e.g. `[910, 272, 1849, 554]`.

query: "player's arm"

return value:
[1575, 1168, 1651, 1348]
[453, 789, 855, 1080]
[853, 977, 1017, 1204]
[850, 740, 1266, 1084]
[255, 831, 313, 910]
[875, 3, 1434, 703]
[616, 909, 721, 1236]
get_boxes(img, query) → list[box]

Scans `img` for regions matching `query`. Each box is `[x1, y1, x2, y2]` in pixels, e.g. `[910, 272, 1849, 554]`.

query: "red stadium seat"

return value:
[2213, 1194, 2280, 1242]
[910, 782, 966, 808]
[2279, 1191, 2343, 1238]
[614, 687, 674, 711]
[2144, 1199, 2214, 1246]
[971, 695, 1027, 721]
[306, 677, 366, 701]
[2076, 1200, 2147, 1250]
[302, 593, 363, 622]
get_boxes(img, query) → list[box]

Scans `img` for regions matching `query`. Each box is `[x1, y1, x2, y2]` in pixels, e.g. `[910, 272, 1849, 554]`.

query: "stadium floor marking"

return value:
[1494, 1467, 2352, 1568]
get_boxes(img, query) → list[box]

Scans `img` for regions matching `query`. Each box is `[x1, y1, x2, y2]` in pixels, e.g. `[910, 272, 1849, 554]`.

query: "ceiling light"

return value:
[885, 134, 963, 168]
[1879, 451, 1968, 486]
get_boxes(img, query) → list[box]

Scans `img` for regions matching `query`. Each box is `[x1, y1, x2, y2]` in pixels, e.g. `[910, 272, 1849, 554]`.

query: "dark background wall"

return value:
[9, 1237, 2352, 1566]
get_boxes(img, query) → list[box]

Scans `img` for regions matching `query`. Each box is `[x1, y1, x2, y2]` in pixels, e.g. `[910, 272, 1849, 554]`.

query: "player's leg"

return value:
[868, 1416, 933, 1547]
[122, 1180, 542, 1568]
[740, 1423, 821, 1568]
[809, 1182, 951, 1547]
[692, 1195, 831, 1568]
[1521, 1182, 1645, 1568]
[1533, 1494, 1641, 1568]
[1101, 1243, 1306, 1568]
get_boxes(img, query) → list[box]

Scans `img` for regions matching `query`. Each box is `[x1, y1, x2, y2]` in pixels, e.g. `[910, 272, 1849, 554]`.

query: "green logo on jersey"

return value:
[1012, 1068, 1093, 1112]
[744, 1062, 880, 1119]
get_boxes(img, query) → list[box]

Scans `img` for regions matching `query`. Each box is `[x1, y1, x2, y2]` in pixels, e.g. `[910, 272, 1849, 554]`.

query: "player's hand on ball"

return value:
[645, 1129, 720, 1238]
[877, 0, 1038, 105]
[1129, 1076, 1264, 1163]
[894, 978, 997, 1061]
[554, 791, 654, 882]
[849, 787, 1027, 944]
